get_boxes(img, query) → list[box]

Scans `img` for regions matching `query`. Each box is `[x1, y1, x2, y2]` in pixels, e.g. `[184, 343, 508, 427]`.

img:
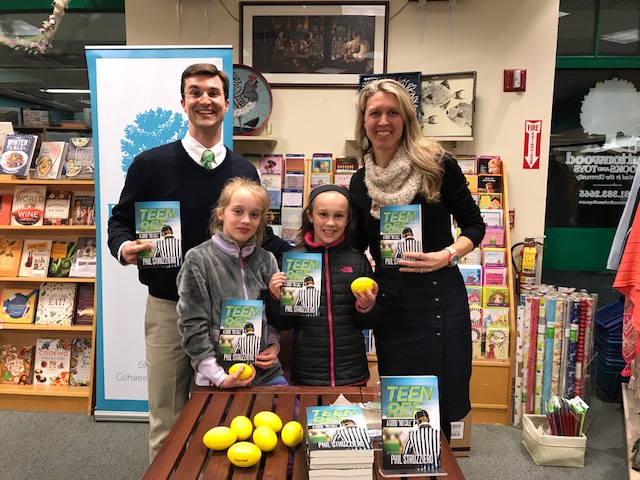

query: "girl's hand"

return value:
[354, 280, 378, 311]
[255, 344, 280, 369]
[219, 365, 256, 389]
[269, 272, 287, 299]
[398, 251, 448, 274]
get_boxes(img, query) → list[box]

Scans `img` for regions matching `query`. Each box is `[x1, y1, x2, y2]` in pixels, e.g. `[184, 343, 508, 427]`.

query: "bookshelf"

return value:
[0, 176, 96, 415]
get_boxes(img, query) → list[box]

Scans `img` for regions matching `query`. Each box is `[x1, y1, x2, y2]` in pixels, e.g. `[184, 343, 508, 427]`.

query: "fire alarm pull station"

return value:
[504, 69, 526, 92]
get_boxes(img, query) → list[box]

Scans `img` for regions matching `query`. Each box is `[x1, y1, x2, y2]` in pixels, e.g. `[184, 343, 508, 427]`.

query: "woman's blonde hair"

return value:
[209, 177, 270, 245]
[354, 79, 445, 202]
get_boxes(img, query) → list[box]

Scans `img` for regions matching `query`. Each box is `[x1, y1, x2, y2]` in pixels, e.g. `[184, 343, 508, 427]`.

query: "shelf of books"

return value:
[0, 131, 97, 415]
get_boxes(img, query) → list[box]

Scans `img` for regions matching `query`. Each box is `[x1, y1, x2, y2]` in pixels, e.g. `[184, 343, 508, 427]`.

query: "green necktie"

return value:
[201, 149, 214, 170]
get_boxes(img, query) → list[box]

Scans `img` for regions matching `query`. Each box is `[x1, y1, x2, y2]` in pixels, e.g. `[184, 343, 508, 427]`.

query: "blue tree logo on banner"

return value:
[120, 108, 188, 173]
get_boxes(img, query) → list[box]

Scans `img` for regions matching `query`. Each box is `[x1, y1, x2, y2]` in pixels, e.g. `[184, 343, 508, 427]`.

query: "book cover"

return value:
[70, 194, 96, 225]
[0, 121, 14, 155]
[466, 286, 482, 306]
[482, 265, 507, 286]
[311, 153, 333, 174]
[33, 141, 67, 180]
[0, 238, 24, 277]
[306, 405, 373, 456]
[478, 174, 502, 193]
[483, 286, 510, 308]
[481, 227, 505, 248]
[266, 208, 281, 226]
[73, 284, 94, 325]
[281, 189, 303, 208]
[68, 237, 97, 278]
[478, 193, 502, 210]
[42, 190, 72, 225]
[241, 153, 262, 172]
[260, 172, 282, 190]
[482, 247, 507, 266]
[0, 133, 37, 177]
[281, 207, 303, 245]
[480, 209, 503, 227]
[0, 287, 38, 323]
[32, 338, 71, 386]
[464, 174, 478, 193]
[459, 264, 482, 286]
[135, 201, 182, 269]
[455, 155, 477, 175]
[485, 325, 510, 360]
[267, 188, 282, 208]
[65, 137, 94, 179]
[35, 282, 77, 326]
[0, 193, 13, 224]
[380, 375, 442, 473]
[69, 338, 92, 386]
[280, 252, 322, 316]
[284, 153, 305, 173]
[334, 172, 355, 189]
[10, 185, 46, 226]
[283, 172, 305, 190]
[470, 306, 483, 358]
[219, 299, 263, 364]
[260, 154, 283, 175]
[477, 156, 502, 175]
[379, 204, 423, 268]
[0, 344, 34, 384]
[460, 247, 481, 265]
[48, 240, 77, 278]
[335, 156, 359, 172]
[310, 173, 332, 189]
[18, 239, 52, 277]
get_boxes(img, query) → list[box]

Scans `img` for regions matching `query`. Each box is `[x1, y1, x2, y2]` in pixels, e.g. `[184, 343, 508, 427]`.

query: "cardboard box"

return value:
[522, 414, 586, 467]
[450, 411, 472, 457]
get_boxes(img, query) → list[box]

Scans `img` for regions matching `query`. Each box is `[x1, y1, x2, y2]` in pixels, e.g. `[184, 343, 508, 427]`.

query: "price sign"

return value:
[523, 120, 542, 169]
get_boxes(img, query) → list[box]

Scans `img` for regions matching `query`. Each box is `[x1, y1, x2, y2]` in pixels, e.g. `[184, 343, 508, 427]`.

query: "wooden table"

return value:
[144, 386, 465, 480]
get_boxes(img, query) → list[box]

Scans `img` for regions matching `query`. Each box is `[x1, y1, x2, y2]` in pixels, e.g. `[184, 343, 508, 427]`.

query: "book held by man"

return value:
[280, 251, 322, 316]
[379, 205, 423, 268]
[135, 201, 182, 269]
[219, 299, 263, 364]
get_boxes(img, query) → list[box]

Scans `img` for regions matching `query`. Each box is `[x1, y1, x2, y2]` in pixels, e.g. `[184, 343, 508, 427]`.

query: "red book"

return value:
[0, 193, 12, 225]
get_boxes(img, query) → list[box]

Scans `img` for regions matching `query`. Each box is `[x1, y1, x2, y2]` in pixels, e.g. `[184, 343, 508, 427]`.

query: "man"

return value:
[107, 63, 291, 462]
[294, 275, 321, 316]
[329, 418, 371, 449]
[152, 225, 181, 267]
[394, 227, 423, 260]
[402, 410, 441, 470]
[233, 322, 261, 360]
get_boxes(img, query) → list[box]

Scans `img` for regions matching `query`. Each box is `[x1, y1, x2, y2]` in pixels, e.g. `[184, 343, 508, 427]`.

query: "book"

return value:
[48, 240, 77, 278]
[485, 324, 510, 360]
[460, 247, 481, 265]
[482, 265, 507, 286]
[0, 238, 24, 277]
[33, 141, 68, 180]
[478, 192, 502, 210]
[0, 133, 38, 177]
[70, 194, 96, 225]
[482, 246, 507, 265]
[455, 154, 477, 175]
[311, 173, 332, 189]
[480, 209, 503, 227]
[308, 468, 372, 479]
[464, 174, 478, 193]
[483, 286, 510, 308]
[32, 338, 71, 386]
[334, 172, 355, 189]
[260, 154, 283, 175]
[281, 189, 303, 207]
[481, 227, 505, 248]
[477, 155, 502, 175]
[43, 190, 72, 225]
[0, 344, 34, 384]
[0, 287, 38, 323]
[380, 375, 443, 474]
[73, 284, 95, 325]
[218, 299, 263, 364]
[466, 286, 482, 306]
[311, 153, 333, 174]
[281, 206, 303, 245]
[10, 185, 46, 226]
[17, 239, 52, 277]
[135, 201, 182, 269]
[260, 172, 282, 190]
[65, 137, 94, 179]
[379, 204, 422, 268]
[459, 264, 482, 286]
[0, 121, 14, 155]
[241, 153, 261, 172]
[478, 174, 502, 193]
[284, 153, 306, 173]
[0, 193, 13, 224]
[284, 172, 305, 190]
[470, 306, 483, 358]
[335, 156, 359, 172]
[35, 282, 77, 326]
[306, 405, 373, 458]
[69, 338, 92, 386]
[280, 252, 322, 316]
[68, 237, 97, 278]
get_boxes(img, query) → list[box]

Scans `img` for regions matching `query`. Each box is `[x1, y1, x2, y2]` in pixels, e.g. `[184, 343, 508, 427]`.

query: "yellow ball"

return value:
[350, 276, 374, 294]
[253, 425, 278, 452]
[229, 363, 253, 380]
[227, 441, 262, 468]
[253, 411, 283, 433]
[280, 421, 304, 447]
[203, 426, 237, 451]
[230, 415, 253, 441]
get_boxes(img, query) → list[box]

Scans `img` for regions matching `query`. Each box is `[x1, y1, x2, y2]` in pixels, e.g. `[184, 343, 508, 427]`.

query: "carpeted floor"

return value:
[0, 394, 628, 480]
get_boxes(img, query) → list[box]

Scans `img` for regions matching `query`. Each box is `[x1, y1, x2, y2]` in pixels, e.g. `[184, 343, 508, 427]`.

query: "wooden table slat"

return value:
[262, 393, 297, 479]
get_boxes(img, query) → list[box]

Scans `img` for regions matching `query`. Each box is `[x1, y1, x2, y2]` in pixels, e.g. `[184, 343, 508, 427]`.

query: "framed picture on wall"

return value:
[0, 107, 21, 127]
[359, 71, 422, 118]
[420, 71, 477, 139]
[240, 1, 389, 87]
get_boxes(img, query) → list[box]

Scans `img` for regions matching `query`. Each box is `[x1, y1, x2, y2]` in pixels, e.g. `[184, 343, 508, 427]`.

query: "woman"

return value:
[349, 79, 485, 440]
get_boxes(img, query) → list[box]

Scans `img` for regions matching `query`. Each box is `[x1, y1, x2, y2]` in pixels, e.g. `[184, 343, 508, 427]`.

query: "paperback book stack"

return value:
[305, 405, 374, 479]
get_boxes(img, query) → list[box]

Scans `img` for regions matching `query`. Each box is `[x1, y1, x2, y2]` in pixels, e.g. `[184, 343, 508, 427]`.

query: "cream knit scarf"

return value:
[364, 148, 422, 219]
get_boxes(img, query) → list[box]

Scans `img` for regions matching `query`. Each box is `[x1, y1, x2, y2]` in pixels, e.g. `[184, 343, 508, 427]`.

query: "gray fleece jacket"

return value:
[176, 232, 283, 386]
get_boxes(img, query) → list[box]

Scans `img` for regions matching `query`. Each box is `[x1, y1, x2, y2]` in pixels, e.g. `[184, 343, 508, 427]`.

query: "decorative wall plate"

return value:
[232, 64, 273, 136]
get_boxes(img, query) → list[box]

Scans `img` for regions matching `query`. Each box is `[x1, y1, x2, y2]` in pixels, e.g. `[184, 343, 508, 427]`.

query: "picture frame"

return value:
[420, 71, 477, 138]
[240, 1, 389, 87]
[359, 71, 421, 118]
[0, 107, 21, 127]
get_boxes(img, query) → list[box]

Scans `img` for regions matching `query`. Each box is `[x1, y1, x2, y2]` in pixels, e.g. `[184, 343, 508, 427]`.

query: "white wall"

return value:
[125, 0, 559, 246]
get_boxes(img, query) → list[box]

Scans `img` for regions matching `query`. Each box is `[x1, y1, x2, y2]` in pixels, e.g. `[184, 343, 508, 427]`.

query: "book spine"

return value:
[541, 297, 555, 413]
[525, 296, 539, 414]
[550, 297, 565, 397]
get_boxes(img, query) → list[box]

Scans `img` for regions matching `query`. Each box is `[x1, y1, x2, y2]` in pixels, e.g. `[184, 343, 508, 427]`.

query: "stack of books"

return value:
[305, 405, 374, 479]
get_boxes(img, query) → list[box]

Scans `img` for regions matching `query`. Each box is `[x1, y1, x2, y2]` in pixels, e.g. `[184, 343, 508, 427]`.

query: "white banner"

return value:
[87, 46, 233, 418]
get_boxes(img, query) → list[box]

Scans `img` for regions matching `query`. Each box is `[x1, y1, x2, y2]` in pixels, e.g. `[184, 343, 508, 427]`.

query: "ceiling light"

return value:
[39, 89, 91, 94]
[558, 11, 570, 18]
[0, 20, 40, 37]
[600, 28, 639, 45]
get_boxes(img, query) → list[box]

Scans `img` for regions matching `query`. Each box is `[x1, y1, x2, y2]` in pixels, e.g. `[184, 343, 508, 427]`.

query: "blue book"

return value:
[280, 252, 322, 316]
[380, 375, 444, 474]
[219, 299, 263, 364]
[379, 204, 423, 268]
[135, 201, 182, 269]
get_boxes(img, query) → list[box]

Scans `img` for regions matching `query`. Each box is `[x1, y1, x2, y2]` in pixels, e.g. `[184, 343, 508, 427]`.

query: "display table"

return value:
[144, 386, 464, 480]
